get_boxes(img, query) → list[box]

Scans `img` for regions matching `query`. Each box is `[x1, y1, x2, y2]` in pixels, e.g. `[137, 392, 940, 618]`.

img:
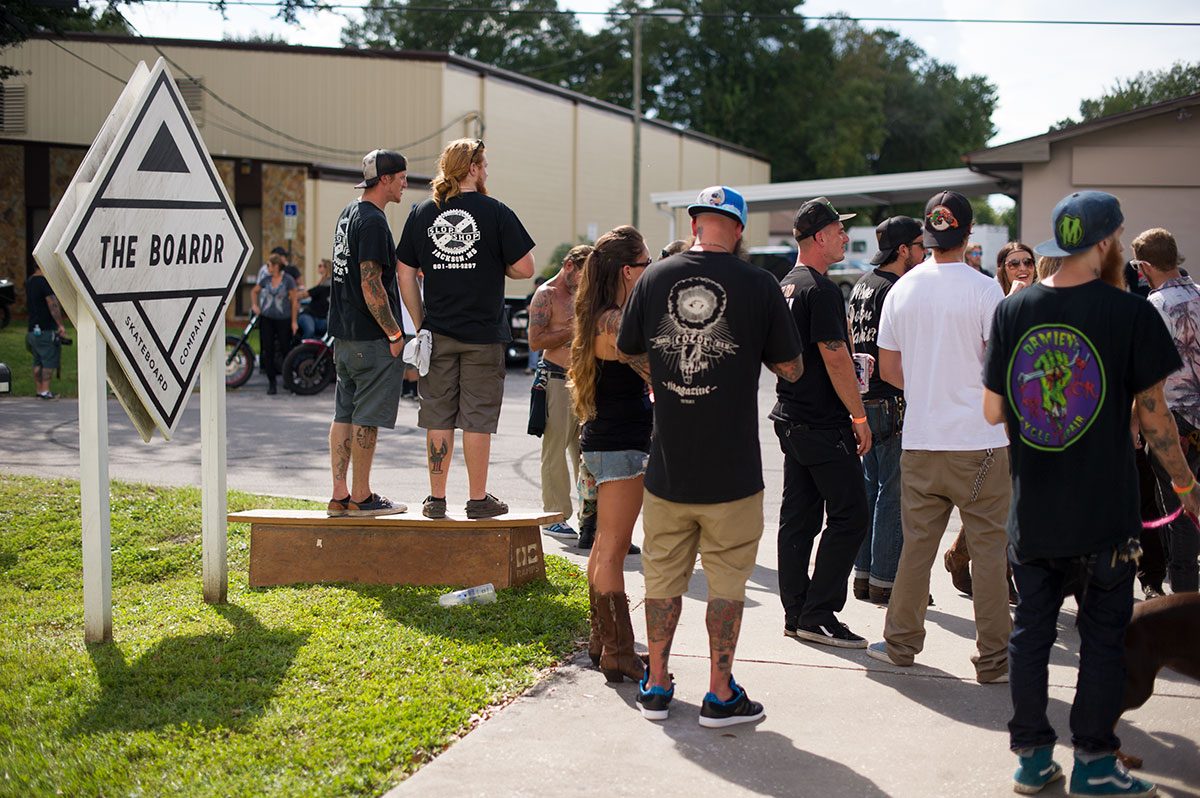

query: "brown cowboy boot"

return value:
[587, 587, 602, 667]
[596, 591, 645, 683]
[943, 529, 973, 596]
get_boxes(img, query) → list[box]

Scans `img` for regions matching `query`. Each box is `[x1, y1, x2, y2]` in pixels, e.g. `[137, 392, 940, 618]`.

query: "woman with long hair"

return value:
[996, 241, 1036, 297]
[568, 225, 654, 683]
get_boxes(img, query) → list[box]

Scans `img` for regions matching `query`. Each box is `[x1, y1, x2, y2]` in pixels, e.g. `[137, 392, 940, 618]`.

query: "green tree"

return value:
[1056, 61, 1200, 128]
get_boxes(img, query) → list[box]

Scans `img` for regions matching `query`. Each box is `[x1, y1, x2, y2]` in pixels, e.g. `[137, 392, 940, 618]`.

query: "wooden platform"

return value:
[227, 509, 562, 589]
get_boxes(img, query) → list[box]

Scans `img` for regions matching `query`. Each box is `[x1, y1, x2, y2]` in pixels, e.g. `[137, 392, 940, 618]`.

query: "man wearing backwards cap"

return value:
[771, 196, 872, 649]
[847, 216, 925, 605]
[982, 191, 1198, 797]
[618, 185, 803, 728]
[868, 190, 1011, 682]
[325, 148, 410, 518]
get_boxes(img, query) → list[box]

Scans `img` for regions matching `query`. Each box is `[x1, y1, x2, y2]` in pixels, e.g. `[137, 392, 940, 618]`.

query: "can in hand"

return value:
[852, 353, 875, 393]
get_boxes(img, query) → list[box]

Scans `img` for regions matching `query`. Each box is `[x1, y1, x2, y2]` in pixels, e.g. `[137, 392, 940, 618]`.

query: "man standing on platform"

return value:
[398, 138, 536, 519]
[528, 244, 592, 541]
[847, 215, 924, 604]
[773, 197, 871, 648]
[326, 148, 409, 518]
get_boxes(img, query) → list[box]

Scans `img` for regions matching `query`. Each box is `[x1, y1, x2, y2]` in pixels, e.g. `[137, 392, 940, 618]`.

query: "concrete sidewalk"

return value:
[3, 371, 1199, 798]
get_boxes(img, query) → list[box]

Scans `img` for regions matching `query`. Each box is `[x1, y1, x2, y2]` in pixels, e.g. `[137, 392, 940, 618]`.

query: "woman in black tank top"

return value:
[568, 225, 653, 684]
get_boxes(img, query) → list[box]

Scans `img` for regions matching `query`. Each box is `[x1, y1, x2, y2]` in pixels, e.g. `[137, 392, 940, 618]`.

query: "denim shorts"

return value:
[581, 449, 648, 484]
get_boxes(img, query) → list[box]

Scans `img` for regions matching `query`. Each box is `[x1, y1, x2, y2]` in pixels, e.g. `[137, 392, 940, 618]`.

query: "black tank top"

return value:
[580, 358, 653, 452]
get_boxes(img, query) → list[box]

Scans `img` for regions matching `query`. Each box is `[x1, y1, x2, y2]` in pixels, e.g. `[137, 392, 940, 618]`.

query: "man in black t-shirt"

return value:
[325, 149, 409, 519]
[397, 139, 536, 520]
[25, 266, 67, 400]
[618, 186, 803, 728]
[984, 191, 1200, 796]
[847, 215, 924, 604]
[772, 197, 872, 649]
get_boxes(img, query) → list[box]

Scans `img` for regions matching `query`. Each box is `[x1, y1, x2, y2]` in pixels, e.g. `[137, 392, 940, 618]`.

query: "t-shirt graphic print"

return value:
[1007, 323, 1105, 451]
[426, 208, 482, 270]
[651, 276, 738, 397]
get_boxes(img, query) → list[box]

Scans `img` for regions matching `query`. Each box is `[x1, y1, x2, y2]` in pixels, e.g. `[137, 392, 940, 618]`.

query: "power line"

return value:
[124, 1, 1200, 27]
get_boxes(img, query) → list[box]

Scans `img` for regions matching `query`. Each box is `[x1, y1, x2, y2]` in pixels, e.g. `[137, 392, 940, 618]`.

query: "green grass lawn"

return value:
[0, 475, 588, 797]
[0, 321, 259, 398]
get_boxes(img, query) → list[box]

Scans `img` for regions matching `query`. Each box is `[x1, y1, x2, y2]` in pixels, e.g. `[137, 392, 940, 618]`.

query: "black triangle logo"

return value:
[137, 122, 189, 173]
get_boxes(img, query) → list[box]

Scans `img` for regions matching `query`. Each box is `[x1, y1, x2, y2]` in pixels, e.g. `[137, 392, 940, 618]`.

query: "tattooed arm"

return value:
[527, 288, 572, 352]
[818, 338, 871, 455]
[46, 295, 66, 336]
[361, 259, 403, 357]
[766, 355, 804, 383]
[607, 310, 652, 383]
[1136, 380, 1200, 515]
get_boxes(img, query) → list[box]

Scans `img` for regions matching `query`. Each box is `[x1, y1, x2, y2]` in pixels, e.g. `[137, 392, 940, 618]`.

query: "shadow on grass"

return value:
[71, 603, 308, 735]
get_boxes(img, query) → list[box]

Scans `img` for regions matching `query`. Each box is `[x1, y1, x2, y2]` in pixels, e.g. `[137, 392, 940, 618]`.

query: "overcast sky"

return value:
[117, 0, 1199, 146]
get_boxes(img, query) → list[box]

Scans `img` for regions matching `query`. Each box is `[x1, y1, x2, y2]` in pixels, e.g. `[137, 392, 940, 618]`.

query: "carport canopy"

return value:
[651, 167, 1010, 237]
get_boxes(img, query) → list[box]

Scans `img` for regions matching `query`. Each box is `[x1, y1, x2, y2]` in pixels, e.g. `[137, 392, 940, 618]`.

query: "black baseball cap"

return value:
[793, 197, 855, 240]
[922, 190, 973, 249]
[1035, 191, 1124, 257]
[356, 149, 408, 189]
[870, 216, 923, 265]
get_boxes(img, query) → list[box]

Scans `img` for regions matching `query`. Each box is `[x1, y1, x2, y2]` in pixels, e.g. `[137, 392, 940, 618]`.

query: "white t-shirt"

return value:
[877, 261, 1009, 451]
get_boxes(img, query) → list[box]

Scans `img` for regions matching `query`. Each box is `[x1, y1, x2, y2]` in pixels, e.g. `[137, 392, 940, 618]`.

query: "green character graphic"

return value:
[1034, 350, 1071, 427]
[1058, 214, 1084, 249]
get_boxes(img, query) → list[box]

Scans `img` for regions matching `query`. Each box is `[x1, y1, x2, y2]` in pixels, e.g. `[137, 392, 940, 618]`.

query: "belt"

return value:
[862, 397, 900, 406]
[547, 371, 567, 380]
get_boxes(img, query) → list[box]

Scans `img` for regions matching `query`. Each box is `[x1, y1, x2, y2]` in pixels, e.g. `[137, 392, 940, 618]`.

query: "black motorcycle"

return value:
[282, 330, 335, 395]
[0, 278, 15, 329]
[225, 313, 258, 389]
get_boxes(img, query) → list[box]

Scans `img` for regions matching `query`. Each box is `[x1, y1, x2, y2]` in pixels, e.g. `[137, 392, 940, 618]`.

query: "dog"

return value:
[1118, 591, 1200, 768]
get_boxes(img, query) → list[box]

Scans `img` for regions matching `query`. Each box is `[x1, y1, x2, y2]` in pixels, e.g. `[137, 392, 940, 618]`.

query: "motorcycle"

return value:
[282, 330, 335, 395]
[0, 278, 15, 329]
[225, 313, 258, 389]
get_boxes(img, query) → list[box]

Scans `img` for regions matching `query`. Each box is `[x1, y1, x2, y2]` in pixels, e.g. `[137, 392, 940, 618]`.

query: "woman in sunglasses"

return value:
[568, 225, 654, 684]
[996, 241, 1037, 297]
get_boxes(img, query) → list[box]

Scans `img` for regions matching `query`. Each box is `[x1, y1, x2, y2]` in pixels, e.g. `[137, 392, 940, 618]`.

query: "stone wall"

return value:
[0, 145, 25, 308]
[261, 163, 305, 274]
[49, 147, 84, 213]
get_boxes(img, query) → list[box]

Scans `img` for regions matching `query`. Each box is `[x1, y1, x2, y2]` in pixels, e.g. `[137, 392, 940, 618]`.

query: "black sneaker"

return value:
[636, 674, 674, 721]
[785, 618, 867, 649]
[327, 496, 350, 518]
[422, 495, 447, 519]
[465, 493, 508, 519]
[345, 493, 406, 518]
[699, 677, 764, 728]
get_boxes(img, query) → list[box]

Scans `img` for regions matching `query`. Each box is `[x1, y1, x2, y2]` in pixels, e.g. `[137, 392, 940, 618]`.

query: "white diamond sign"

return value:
[55, 58, 251, 438]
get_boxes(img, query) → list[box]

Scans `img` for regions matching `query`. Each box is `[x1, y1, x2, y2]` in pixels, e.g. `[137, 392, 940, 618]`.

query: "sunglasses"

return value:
[629, 260, 652, 268]
[967, 248, 982, 255]
[471, 139, 484, 162]
[1005, 258, 1035, 269]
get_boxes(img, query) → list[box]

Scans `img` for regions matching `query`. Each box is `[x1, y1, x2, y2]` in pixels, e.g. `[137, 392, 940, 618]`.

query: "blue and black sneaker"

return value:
[698, 677, 764, 728]
[1013, 746, 1063, 794]
[636, 674, 673, 721]
[1068, 754, 1156, 797]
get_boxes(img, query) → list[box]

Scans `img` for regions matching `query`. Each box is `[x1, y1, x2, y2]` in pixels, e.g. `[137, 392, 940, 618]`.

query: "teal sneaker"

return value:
[636, 674, 674, 721]
[1014, 746, 1063, 794]
[1068, 755, 1157, 797]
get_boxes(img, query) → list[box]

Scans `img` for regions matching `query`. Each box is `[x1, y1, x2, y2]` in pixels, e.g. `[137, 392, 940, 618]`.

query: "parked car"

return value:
[504, 296, 531, 367]
[746, 245, 871, 301]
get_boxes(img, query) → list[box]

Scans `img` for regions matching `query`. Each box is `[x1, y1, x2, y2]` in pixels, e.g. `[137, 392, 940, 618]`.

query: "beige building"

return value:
[967, 93, 1200, 264]
[0, 33, 770, 314]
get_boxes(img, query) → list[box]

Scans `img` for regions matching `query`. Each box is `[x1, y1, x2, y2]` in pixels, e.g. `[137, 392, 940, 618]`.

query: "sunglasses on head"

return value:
[471, 139, 484, 161]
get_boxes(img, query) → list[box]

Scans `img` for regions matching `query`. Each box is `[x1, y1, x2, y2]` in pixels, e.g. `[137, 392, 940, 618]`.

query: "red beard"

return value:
[1101, 242, 1124, 288]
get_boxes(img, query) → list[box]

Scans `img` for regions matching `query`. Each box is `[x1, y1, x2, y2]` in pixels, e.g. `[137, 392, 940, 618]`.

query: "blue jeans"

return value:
[298, 313, 327, 340]
[854, 400, 904, 587]
[1008, 547, 1135, 754]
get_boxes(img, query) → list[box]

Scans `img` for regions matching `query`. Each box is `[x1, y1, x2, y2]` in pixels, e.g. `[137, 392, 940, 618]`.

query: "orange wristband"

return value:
[1173, 476, 1196, 495]
[851, 416, 866, 424]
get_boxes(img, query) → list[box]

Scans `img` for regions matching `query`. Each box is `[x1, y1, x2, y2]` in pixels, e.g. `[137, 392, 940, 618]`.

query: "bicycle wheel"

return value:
[282, 344, 335, 395]
[225, 335, 255, 388]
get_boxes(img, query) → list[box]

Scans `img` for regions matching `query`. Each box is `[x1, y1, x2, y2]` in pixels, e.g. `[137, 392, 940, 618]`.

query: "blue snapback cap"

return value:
[1035, 191, 1124, 257]
[688, 186, 748, 227]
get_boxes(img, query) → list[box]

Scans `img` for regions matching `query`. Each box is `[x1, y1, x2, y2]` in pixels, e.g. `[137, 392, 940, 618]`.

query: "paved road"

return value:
[3, 367, 1199, 798]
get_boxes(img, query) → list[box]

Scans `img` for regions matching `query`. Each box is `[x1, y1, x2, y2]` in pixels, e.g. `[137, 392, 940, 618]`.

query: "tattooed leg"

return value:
[427, 430, 454, 497]
[330, 421, 352, 499]
[349, 424, 378, 502]
[706, 598, 744, 700]
[645, 596, 682, 689]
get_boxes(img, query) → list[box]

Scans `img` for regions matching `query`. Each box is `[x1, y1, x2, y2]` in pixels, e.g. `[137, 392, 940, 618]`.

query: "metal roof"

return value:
[651, 167, 1010, 214]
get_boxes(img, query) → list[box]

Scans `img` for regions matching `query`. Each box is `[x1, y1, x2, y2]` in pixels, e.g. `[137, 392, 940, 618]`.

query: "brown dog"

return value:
[1118, 592, 1200, 768]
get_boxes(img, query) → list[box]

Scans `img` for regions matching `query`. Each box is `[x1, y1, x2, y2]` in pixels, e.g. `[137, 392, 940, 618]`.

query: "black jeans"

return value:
[259, 316, 293, 380]
[1008, 548, 1135, 754]
[775, 420, 870, 626]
